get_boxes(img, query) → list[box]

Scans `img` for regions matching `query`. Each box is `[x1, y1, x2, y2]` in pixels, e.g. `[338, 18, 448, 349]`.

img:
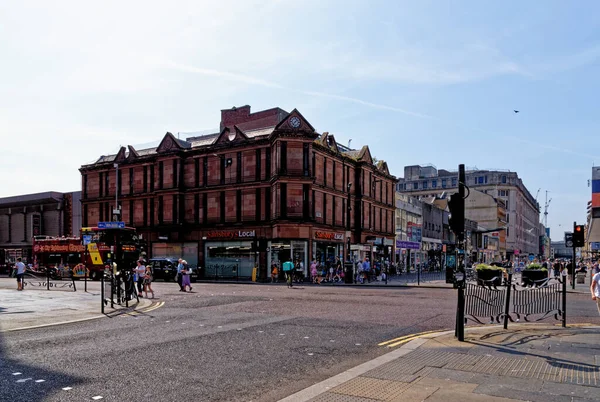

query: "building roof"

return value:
[0, 191, 74, 207]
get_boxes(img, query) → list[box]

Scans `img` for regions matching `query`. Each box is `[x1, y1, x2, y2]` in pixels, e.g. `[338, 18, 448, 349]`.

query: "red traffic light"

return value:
[575, 226, 582, 232]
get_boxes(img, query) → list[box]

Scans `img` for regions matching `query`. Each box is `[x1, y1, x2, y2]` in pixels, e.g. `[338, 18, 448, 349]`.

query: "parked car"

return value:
[148, 258, 179, 281]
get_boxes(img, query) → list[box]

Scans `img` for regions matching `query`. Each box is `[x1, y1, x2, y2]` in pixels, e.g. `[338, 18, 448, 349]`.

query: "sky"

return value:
[1, 0, 598, 240]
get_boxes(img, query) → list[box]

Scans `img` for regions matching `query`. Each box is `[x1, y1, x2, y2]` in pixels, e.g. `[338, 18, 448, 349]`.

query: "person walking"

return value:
[282, 259, 294, 288]
[362, 258, 371, 283]
[310, 260, 318, 284]
[15, 257, 26, 291]
[143, 264, 154, 299]
[271, 264, 278, 283]
[181, 260, 192, 292]
[134, 260, 146, 297]
[176, 259, 185, 291]
[591, 268, 600, 316]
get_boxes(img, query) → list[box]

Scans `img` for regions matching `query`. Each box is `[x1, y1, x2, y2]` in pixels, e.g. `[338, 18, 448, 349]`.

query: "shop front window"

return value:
[204, 241, 255, 279]
[269, 240, 308, 279]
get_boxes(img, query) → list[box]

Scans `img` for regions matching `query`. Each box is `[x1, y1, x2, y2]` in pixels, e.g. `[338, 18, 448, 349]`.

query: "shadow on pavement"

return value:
[0, 328, 86, 402]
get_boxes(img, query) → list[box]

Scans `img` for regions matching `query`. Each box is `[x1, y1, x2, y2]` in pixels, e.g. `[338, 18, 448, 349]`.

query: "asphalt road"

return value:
[1, 282, 599, 402]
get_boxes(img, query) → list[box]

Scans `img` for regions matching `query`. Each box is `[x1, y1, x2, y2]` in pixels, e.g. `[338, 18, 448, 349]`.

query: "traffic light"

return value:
[573, 224, 585, 247]
[448, 193, 464, 240]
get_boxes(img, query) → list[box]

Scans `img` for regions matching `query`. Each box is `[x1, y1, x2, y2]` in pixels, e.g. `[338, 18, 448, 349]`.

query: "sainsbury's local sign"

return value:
[205, 230, 256, 240]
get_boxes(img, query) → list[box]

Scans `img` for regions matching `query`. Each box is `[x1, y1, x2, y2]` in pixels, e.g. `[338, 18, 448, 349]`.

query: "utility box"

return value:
[344, 262, 354, 284]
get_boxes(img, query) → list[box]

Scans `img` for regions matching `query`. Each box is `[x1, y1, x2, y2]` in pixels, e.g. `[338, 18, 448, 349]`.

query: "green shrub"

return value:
[526, 263, 547, 271]
[475, 264, 496, 271]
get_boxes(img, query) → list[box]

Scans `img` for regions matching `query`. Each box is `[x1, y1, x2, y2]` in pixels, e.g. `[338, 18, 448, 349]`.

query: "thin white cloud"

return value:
[506, 136, 597, 160]
[163, 61, 433, 119]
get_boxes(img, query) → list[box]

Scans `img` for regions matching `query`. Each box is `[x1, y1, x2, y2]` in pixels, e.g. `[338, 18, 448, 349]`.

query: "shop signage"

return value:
[383, 238, 394, 246]
[407, 222, 422, 243]
[395, 240, 420, 250]
[591, 242, 600, 250]
[34, 244, 85, 253]
[314, 231, 344, 241]
[205, 230, 256, 239]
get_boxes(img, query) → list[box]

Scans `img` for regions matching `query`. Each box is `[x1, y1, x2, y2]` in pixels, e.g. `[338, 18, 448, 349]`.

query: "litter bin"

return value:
[576, 272, 586, 284]
[344, 262, 354, 284]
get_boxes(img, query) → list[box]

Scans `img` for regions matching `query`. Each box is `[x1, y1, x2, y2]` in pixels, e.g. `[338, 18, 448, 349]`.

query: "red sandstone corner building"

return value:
[79, 105, 396, 280]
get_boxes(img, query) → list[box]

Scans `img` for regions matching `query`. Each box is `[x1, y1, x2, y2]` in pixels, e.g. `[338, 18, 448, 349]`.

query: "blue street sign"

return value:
[97, 221, 125, 229]
[82, 235, 92, 245]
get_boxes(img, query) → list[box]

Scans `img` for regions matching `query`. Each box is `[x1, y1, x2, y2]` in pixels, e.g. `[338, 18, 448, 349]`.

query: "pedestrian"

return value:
[310, 260, 318, 283]
[134, 260, 146, 297]
[176, 258, 185, 291]
[591, 268, 600, 316]
[271, 264, 278, 283]
[15, 257, 26, 291]
[282, 258, 294, 288]
[362, 258, 371, 283]
[181, 260, 192, 292]
[143, 264, 154, 299]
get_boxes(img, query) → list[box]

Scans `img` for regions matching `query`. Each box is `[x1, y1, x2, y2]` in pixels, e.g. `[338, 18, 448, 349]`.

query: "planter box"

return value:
[476, 269, 503, 286]
[521, 269, 548, 287]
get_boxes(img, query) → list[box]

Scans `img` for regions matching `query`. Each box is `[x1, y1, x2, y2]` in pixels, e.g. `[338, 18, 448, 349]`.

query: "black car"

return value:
[148, 258, 178, 281]
[148, 258, 199, 282]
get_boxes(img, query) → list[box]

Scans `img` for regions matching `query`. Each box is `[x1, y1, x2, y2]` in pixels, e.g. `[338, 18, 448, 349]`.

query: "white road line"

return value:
[35, 379, 45, 383]
[12, 372, 22, 376]
[62, 387, 73, 391]
[16, 378, 32, 383]
[92, 396, 103, 400]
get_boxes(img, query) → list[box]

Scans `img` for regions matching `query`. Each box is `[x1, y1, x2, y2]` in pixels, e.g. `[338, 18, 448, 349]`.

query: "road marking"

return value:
[378, 329, 440, 348]
[308, 353, 314, 356]
[92, 396, 103, 400]
[62, 387, 73, 391]
[35, 379, 45, 383]
[123, 301, 165, 317]
[16, 378, 33, 383]
[355, 343, 362, 346]
[12, 372, 22, 376]
[304, 336, 309, 339]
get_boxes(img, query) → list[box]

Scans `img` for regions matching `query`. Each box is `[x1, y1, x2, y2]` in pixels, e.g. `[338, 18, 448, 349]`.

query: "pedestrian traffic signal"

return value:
[573, 224, 585, 247]
[448, 193, 464, 239]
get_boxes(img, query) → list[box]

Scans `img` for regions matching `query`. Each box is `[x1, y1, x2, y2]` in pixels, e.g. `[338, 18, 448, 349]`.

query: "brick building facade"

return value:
[79, 105, 396, 279]
[0, 191, 81, 265]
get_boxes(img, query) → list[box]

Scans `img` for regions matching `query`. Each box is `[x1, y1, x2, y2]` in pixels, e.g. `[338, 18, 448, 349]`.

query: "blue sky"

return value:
[1, 0, 598, 240]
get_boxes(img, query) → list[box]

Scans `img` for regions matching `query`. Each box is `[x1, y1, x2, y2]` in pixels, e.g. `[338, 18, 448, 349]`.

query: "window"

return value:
[280, 141, 287, 174]
[129, 200, 134, 226]
[265, 187, 271, 220]
[441, 179, 446, 188]
[202, 193, 207, 223]
[501, 175, 507, 184]
[413, 182, 418, 190]
[173, 159, 177, 187]
[129, 168, 133, 194]
[83, 175, 88, 199]
[484, 175, 488, 184]
[237, 152, 242, 183]
[143, 166, 148, 193]
[203, 157, 208, 186]
[323, 193, 327, 224]
[265, 149, 271, 180]
[195, 158, 200, 187]
[150, 166, 155, 192]
[451, 178, 457, 186]
[105, 172, 109, 196]
[158, 162, 164, 189]
[422, 181, 428, 189]
[333, 161, 336, 189]
[332, 195, 336, 225]
[323, 157, 327, 186]
[506, 213, 509, 223]
[220, 157, 225, 185]
[303, 184, 310, 220]
[117, 169, 122, 196]
[432, 180, 437, 188]
[303, 143, 310, 176]
[256, 149, 261, 181]
[150, 198, 155, 226]
[478, 176, 484, 184]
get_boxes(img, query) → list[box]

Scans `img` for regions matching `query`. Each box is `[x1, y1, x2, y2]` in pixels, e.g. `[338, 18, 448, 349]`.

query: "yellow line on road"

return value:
[378, 329, 440, 348]
[122, 301, 165, 317]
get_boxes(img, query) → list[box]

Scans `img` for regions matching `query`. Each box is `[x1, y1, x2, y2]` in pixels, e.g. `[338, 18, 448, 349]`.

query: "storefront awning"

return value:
[421, 237, 442, 244]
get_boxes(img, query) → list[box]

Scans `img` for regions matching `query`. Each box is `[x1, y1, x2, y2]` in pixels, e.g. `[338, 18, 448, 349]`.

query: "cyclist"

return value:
[282, 259, 294, 288]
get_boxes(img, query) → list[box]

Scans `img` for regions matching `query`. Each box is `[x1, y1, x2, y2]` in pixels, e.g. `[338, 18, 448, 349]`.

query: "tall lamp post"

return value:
[113, 163, 120, 222]
[345, 182, 354, 284]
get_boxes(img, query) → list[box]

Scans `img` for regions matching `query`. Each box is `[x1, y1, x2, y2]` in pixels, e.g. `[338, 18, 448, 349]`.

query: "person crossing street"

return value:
[282, 259, 294, 288]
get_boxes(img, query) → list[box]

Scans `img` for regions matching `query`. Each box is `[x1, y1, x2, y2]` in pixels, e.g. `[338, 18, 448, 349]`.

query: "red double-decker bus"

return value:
[32, 226, 143, 280]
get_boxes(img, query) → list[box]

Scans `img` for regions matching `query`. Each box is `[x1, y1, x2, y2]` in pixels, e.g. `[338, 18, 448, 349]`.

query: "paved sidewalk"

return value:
[282, 324, 600, 402]
[0, 277, 152, 332]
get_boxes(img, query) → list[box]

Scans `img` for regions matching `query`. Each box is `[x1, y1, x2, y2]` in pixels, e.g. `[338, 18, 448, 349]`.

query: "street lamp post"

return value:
[113, 163, 120, 222]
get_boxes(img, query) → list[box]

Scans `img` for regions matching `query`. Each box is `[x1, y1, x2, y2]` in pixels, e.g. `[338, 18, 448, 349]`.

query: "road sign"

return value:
[592, 242, 600, 250]
[98, 221, 125, 229]
[565, 232, 573, 248]
[82, 235, 92, 245]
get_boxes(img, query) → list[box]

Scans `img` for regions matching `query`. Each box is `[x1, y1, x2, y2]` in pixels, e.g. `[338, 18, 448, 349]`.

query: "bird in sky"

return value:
[514, 110, 520, 113]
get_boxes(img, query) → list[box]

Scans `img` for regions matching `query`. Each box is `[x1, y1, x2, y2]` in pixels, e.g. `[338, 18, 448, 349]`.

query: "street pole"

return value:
[456, 164, 466, 342]
[114, 163, 119, 222]
[572, 221, 576, 290]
